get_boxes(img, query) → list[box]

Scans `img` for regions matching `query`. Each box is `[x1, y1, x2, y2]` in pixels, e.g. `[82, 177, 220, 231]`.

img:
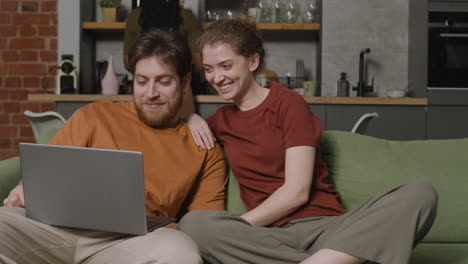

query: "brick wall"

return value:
[0, 0, 57, 160]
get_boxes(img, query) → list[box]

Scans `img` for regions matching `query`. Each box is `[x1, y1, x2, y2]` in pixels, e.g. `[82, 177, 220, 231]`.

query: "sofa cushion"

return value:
[321, 131, 468, 243]
[410, 243, 468, 264]
[0, 157, 21, 202]
[226, 169, 247, 216]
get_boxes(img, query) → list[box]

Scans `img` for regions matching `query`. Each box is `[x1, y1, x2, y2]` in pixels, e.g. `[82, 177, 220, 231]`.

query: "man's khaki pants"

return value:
[0, 207, 202, 264]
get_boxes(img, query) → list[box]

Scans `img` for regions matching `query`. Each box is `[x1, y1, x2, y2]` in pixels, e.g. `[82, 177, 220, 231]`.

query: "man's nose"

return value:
[146, 82, 160, 99]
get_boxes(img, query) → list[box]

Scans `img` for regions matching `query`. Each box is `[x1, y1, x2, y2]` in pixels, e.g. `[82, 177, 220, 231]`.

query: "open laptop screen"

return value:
[19, 143, 148, 235]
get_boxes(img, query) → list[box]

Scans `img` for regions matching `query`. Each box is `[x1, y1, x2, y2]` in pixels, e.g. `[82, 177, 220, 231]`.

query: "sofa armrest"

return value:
[0, 156, 21, 202]
[0, 127, 59, 202]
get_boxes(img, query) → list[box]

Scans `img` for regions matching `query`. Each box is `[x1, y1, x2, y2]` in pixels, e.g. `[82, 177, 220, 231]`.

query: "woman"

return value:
[179, 18, 438, 264]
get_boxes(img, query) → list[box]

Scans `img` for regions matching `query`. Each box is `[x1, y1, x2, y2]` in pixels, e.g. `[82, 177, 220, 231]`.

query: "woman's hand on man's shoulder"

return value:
[186, 113, 216, 150]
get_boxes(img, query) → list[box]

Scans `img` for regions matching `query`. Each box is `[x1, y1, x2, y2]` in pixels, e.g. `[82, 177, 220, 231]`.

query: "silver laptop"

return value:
[19, 143, 150, 235]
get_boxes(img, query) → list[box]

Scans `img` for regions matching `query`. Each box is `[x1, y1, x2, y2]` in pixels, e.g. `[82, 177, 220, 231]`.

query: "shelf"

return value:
[82, 22, 320, 32]
[28, 94, 428, 105]
[82, 22, 126, 31]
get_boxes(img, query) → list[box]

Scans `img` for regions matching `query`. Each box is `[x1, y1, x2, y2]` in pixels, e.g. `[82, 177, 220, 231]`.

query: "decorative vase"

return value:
[101, 7, 116, 22]
[101, 55, 120, 95]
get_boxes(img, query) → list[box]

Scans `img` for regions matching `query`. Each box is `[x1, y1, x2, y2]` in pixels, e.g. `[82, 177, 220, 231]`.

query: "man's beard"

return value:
[134, 91, 183, 128]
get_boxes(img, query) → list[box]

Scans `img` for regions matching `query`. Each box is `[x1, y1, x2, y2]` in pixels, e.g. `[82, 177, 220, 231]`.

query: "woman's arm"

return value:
[241, 146, 316, 227]
[186, 113, 216, 149]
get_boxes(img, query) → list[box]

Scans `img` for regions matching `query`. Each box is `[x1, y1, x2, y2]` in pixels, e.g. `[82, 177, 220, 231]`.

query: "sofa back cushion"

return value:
[226, 169, 247, 216]
[320, 131, 468, 243]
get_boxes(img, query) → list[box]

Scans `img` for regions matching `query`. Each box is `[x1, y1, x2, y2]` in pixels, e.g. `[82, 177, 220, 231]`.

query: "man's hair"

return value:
[128, 28, 192, 80]
[197, 18, 266, 74]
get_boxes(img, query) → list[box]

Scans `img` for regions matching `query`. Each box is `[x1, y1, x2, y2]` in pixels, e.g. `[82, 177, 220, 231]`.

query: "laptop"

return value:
[19, 143, 176, 236]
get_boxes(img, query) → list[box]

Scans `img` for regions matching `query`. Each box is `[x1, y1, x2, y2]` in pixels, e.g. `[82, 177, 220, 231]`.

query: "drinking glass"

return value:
[257, 0, 271, 23]
[283, 0, 299, 23]
[302, 0, 319, 23]
[270, 0, 282, 23]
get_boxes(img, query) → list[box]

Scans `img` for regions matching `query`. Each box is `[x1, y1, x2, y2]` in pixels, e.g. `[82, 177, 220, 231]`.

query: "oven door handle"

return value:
[439, 33, 468, 38]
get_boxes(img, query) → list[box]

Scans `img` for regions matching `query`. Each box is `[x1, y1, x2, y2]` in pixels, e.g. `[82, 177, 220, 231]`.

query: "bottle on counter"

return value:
[337, 72, 350, 97]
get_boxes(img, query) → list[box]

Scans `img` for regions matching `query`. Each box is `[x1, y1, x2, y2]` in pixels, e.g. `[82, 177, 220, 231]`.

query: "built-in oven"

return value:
[428, 1, 468, 90]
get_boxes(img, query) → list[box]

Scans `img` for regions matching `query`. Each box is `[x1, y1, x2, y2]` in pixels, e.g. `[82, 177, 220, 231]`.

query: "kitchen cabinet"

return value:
[309, 105, 326, 125]
[326, 105, 427, 140]
[197, 103, 230, 118]
[55, 102, 93, 120]
[29, 94, 429, 140]
[50, 102, 468, 141]
[426, 106, 468, 140]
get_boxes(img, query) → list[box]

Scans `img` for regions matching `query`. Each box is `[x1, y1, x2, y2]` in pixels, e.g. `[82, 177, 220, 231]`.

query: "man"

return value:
[0, 29, 227, 264]
[124, 0, 203, 114]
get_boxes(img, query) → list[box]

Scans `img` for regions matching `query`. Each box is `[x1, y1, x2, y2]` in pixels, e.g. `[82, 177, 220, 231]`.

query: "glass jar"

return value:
[257, 0, 271, 23]
[302, 0, 319, 23]
[270, 0, 282, 23]
[283, 0, 299, 23]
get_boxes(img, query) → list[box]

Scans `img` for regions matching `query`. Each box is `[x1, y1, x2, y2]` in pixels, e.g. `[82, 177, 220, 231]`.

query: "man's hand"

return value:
[3, 184, 25, 207]
[166, 222, 178, 229]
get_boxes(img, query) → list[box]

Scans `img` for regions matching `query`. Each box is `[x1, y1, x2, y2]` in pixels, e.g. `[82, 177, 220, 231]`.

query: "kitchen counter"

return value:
[28, 94, 428, 106]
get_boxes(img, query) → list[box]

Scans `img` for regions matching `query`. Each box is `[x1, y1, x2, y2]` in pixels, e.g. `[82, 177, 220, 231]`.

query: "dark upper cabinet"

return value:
[326, 105, 427, 140]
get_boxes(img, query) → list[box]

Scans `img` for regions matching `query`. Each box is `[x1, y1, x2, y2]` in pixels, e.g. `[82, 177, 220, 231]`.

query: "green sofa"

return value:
[1, 130, 467, 263]
[226, 131, 468, 264]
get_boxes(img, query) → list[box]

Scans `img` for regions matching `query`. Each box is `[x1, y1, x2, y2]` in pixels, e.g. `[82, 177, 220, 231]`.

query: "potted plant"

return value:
[99, 0, 121, 22]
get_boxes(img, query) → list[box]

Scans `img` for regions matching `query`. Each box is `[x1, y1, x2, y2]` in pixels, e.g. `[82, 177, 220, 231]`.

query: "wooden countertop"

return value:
[28, 94, 428, 105]
[82, 22, 320, 32]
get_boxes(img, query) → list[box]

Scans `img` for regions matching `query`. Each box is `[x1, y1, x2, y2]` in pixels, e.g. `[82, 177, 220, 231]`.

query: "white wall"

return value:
[58, 0, 81, 87]
[321, 0, 427, 97]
